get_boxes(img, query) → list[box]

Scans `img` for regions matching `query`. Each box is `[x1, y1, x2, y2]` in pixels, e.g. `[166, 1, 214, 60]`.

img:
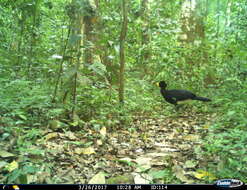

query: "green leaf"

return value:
[89, 62, 107, 76]
[7, 169, 22, 183]
[227, 111, 236, 116]
[149, 170, 168, 179]
[19, 174, 28, 184]
[19, 114, 27, 120]
[0, 150, 15, 158]
[0, 161, 8, 169]
[68, 34, 82, 46]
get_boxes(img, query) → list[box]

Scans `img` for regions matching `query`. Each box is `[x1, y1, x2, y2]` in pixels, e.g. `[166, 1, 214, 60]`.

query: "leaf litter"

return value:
[1, 110, 216, 183]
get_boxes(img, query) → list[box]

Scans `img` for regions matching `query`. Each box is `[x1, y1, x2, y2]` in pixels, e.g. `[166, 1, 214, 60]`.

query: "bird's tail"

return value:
[193, 96, 211, 102]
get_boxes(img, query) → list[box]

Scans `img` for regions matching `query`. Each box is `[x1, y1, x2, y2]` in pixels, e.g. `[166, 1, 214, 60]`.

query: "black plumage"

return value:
[158, 81, 211, 106]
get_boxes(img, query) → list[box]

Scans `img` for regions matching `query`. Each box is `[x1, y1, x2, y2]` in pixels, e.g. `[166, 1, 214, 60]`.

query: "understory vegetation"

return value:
[0, 0, 246, 184]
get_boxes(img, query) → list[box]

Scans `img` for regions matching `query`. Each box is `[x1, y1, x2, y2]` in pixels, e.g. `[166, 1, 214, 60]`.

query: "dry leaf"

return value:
[88, 172, 106, 184]
[132, 173, 152, 184]
[0, 150, 15, 158]
[65, 131, 77, 140]
[172, 165, 192, 182]
[184, 134, 200, 141]
[81, 147, 95, 155]
[194, 170, 216, 180]
[184, 160, 198, 168]
[96, 139, 103, 145]
[5, 160, 18, 172]
[100, 127, 107, 137]
[45, 132, 58, 141]
[135, 157, 152, 172]
[119, 157, 133, 163]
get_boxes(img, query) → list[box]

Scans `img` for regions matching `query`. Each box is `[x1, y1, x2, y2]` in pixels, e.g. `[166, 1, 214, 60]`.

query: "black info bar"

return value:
[0, 184, 246, 190]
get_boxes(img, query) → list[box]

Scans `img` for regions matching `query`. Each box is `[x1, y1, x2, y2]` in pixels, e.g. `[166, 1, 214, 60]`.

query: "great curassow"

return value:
[157, 81, 211, 107]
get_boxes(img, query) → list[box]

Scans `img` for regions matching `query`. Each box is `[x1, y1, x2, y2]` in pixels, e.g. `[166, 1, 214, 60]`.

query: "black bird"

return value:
[157, 81, 211, 106]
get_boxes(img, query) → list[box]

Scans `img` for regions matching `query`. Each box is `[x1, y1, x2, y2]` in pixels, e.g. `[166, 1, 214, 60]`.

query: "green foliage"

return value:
[0, 0, 247, 183]
[5, 164, 39, 184]
[0, 78, 53, 128]
[200, 68, 247, 181]
[203, 126, 247, 180]
[0, 126, 46, 183]
[149, 169, 177, 183]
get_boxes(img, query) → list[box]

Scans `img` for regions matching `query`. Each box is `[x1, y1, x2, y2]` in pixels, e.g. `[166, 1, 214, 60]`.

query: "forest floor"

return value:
[31, 108, 217, 184]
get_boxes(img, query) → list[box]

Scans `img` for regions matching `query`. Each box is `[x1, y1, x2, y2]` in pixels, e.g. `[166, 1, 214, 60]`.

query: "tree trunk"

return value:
[119, 0, 128, 104]
[84, 16, 94, 65]
[140, 0, 150, 76]
[28, 0, 41, 78]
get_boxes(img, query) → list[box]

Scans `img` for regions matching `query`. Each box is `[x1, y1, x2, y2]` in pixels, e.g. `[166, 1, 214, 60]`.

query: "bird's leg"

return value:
[175, 103, 184, 109]
[174, 104, 185, 117]
[175, 104, 181, 112]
